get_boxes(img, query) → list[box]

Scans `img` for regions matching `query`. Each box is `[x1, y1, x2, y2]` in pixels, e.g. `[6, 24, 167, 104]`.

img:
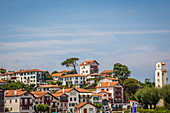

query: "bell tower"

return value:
[155, 62, 168, 88]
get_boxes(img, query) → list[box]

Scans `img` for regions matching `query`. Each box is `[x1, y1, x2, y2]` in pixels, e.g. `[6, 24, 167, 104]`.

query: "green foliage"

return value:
[160, 84, 170, 109]
[93, 103, 103, 109]
[113, 63, 131, 84]
[59, 108, 63, 111]
[61, 57, 79, 74]
[5, 107, 9, 112]
[35, 104, 50, 112]
[52, 71, 58, 74]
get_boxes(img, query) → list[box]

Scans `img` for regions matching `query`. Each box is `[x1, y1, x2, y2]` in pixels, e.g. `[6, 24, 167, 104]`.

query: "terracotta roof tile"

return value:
[92, 93, 102, 96]
[76, 88, 92, 93]
[0, 80, 7, 83]
[52, 73, 63, 77]
[98, 90, 111, 94]
[162, 70, 167, 72]
[161, 62, 165, 65]
[39, 85, 60, 88]
[55, 88, 74, 93]
[96, 81, 118, 88]
[75, 102, 88, 108]
[52, 93, 65, 97]
[31, 91, 48, 98]
[0, 68, 6, 70]
[101, 70, 114, 74]
[14, 69, 45, 73]
[61, 74, 85, 78]
[5, 89, 27, 97]
[59, 70, 70, 73]
[80, 60, 99, 66]
[105, 77, 118, 80]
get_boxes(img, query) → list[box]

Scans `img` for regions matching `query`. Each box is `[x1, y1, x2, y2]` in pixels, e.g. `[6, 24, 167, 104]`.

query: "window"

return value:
[61, 103, 63, 106]
[86, 70, 88, 73]
[107, 88, 109, 91]
[65, 103, 66, 106]
[70, 97, 72, 101]
[74, 97, 76, 101]
[104, 94, 107, 97]
[15, 99, 17, 103]
[10, 100, 12, 103]
[158, 72, 160, 77]
[101, 89, 104, 91]
[162, 73, 164, 75]
[40, 97, 42, 100]
[10, 107, 12, 111]
[69, 103, 71, 106]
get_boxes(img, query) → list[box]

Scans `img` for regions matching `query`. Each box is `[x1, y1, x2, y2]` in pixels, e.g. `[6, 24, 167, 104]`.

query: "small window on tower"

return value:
[158, 72, 159, 77]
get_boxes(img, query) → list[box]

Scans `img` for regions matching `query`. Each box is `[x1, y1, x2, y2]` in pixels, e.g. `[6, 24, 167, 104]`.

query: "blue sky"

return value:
[0, 0, 170, 82]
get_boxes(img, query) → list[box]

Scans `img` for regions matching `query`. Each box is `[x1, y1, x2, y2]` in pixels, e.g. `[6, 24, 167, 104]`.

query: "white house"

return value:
[14, 69, 46, 85]
[36, 85, 61, 93]
[75, 102, 97, 113]
[0, 80, 8, 86]
[58, 74, 86, 87]
[80, 60, 99, 76]
[155, 62, 168, 88]
[99, 77, 118, 83]
[5, 89, 35, 113]
[96, 81, 125, 110]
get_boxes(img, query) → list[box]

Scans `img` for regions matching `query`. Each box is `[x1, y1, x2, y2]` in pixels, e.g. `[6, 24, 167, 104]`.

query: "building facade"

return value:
[36, 85, 61, 93]
[80, 60, 99, 76]
[0, 88, 5, 112]
[155, 62, 168, 88]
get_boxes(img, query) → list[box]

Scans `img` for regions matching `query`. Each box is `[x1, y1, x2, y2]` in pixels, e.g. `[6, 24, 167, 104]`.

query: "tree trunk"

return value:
[73, 64, 77, 74]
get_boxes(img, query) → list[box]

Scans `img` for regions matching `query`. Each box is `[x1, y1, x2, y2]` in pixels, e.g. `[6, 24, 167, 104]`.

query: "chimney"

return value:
[14, 91, 17, 95]
[63, 88, 65, 93]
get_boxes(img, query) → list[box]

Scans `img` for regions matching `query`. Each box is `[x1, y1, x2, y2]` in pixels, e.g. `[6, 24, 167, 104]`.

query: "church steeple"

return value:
[155, 62, 168, 88]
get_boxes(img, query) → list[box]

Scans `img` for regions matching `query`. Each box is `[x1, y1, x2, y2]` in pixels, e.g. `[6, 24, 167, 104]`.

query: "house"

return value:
[0, 88, 5, 112]
[87, 73, 101, 79]
[101, 70, 114, 77]
[75, 102, 97, 113]
[52, 73, 63, 81]
[0, 72, 14, 81]
[52, 93, 69, 113]
[0, 80, 8, 86]
[36, 85, 61, 93]
[5, 89, 35, 113]
[14, 69, 46, 85]
[31, 91, 59, 112]
[0, 68, 6, 74]
[59, 70, 70, 74]
[96, 81, 125, 110]
[58, 74, 86, 87]
[76, 88, 93, 103]
[99, 77, 118, 83]
[55, 88, 79, 113]
[91, 93, 102, 104]
[80, 60, 99, 76]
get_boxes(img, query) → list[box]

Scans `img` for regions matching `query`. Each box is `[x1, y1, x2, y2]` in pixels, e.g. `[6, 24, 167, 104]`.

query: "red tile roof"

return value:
[76, 88, 92, 93]
[31, 91, 48, 98]
[75, 102, 96, 108]
[59, 70, 70, 73]
[5, 89, 27, 97]
[39, 85, 60, 88]
[52, 73, 63, 77]
[0, 80, 7, 83]
[161, 62, 165, 65]
[96, 81, 119, 88]
[0, 68, 6, 70]
[98, 90, 111, 94]
[61, 74, 85, 78]
[14, 69, 45, 73]
[92, 93, 102, 96]
[101, 70, 114, 74]
[52, 93, 67, 97]
[162, 70, 167, 72]
[55, 88, 74, 93]
[80, 60, 99, 66]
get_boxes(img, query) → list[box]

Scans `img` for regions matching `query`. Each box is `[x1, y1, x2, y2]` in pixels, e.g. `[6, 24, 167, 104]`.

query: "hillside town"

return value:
[0, 59, 169, 113]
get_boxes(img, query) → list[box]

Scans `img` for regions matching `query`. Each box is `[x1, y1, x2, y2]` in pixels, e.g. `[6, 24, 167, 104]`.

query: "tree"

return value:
[123, 78, 138, 100]
[52, 71, 58, 75]
[113, 63, 131, 84]
[61, 58, 79, 74]
[160, 84, 170, 109]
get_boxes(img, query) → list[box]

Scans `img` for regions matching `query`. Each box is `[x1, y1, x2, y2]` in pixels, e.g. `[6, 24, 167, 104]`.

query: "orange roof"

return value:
[92, 93, 102, 96]
[101, 70, 114, 74]
[0, 80, 7, 83]
[80, 60, 99, 66]
[55, 88, 74, 93]
[161, 62, 165, 65]
[31, 91, 48, 98]
[59, 70, 70, 73]
[0, 68, 6, 70]
[61, 74, 85, 78]
[52, 73, 63, 77]
[4, 72, 14, 75]
[39, 85, 60, 88]
[96, 81, 119, 88]
[75, 102, 96, 108]
[76, 88, 92, 93]
[15, 69, 45, 73]
[162, 70, 167, 72]
[5, 89, 27, 97]
[105, 77, 118, 80]
[52, 93, 66, 97]
[98, 90, 111, 94]
[130, 100, 137, 102]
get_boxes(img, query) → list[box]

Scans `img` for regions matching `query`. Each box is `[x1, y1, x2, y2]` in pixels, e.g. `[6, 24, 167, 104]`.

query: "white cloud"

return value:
[135, 45, 156, 52]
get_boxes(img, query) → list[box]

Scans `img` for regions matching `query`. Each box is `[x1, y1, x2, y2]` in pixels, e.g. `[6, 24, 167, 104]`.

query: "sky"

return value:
[0, 0, 170, 83]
